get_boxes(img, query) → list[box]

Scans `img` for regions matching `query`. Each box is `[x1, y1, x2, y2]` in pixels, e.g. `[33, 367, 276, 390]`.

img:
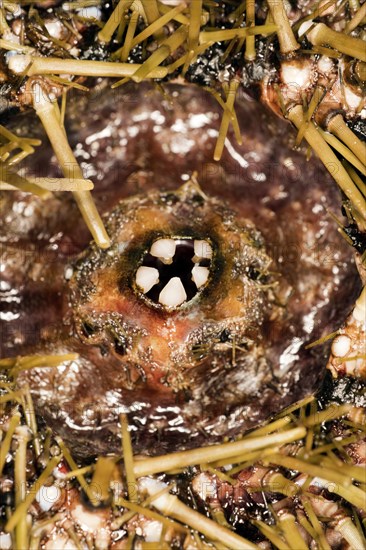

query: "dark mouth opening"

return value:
[134, 237, 213, 308]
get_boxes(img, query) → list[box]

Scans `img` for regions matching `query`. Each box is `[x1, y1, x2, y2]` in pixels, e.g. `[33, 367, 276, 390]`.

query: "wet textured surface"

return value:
[0, 82, 361, 457]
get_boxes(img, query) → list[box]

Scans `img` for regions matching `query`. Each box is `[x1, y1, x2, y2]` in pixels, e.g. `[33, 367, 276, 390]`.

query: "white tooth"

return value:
[194, 239, 212, 259]
[159, 277, 187, 307]
[136, 266, 159, 293]
[192, 265, 209, 288]
[150, 238, 176, 260]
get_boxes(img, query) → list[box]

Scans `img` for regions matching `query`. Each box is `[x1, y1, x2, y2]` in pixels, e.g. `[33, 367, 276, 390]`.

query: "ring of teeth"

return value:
[135, 238, 212, 308]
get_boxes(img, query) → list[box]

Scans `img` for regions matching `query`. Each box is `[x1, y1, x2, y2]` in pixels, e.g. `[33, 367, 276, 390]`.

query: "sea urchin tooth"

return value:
[136, 266, 159, 293]
[159, 277, 187, 307]
[194, 239, 212, 260]
[192, 265, 209, 288]
[150, 238, 176, 260]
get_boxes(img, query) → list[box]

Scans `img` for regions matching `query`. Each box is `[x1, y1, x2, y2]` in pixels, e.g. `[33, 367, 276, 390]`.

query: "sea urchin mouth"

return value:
[135, 237, 213, 308]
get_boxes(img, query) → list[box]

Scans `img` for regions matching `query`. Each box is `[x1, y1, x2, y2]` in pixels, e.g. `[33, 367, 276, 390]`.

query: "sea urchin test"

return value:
[15, 180, 284, 456]
[11, 170, 360, 458]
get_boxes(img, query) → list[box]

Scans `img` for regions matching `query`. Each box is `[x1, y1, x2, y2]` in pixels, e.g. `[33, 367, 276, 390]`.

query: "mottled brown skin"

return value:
[0, 83, 361, 457]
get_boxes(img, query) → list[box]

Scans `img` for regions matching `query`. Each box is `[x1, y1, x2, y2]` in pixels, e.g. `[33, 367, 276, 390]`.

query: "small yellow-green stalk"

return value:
[133, 427, 306, 477]
[327, 113, 366, 166]
[266, 0, 299, 53]
[5, 456, 61, 534]
[120, 413, 138, 502]
[287, 105, 366, 222]
[32, 83, 111, 249]
[307, 22, 366, 62]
